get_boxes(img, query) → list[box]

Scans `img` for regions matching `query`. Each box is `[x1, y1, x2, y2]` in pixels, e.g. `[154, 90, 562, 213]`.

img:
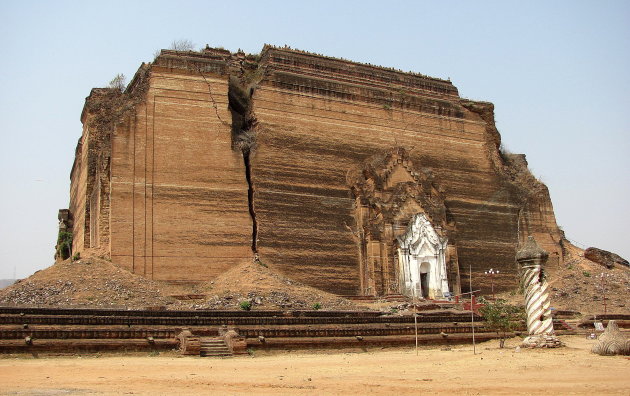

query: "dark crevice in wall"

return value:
[229, 74, 259, 253]
[243, 150, 258, 252]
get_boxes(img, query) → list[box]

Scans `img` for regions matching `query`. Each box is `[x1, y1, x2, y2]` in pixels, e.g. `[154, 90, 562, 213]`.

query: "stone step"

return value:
[199, 337, 231, 357]
[200, 353, 232, 357]
[553, 319, 577, 333]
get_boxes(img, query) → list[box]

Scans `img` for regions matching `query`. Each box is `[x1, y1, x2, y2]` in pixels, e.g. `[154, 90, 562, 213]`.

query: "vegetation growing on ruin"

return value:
[108, 74, 127, 92]
[170, 39, 195, 51]
[56, 231, 73, 260]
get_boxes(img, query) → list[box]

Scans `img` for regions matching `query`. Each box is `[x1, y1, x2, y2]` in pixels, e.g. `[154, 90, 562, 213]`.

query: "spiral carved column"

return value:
[521, 262, 554, 335]
[516, 236, 562, 348]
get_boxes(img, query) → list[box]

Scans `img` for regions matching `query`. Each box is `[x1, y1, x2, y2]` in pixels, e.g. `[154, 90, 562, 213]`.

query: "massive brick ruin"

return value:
[60, 45, 565, 297]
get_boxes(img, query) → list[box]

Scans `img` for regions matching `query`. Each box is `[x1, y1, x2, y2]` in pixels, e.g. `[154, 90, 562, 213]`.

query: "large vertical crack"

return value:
[228, 67, 260, 253]
[242, 149, 257, 252]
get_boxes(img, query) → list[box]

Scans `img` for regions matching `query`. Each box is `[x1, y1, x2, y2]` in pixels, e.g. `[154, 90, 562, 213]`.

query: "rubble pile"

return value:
[197, 259, 357, 310]
[0, 258, 183, 309]
[0, 256, 359, 311]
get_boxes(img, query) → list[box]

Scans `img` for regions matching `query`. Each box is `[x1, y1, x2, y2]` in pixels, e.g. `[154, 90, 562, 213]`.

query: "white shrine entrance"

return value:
[397, 213, 450, 299]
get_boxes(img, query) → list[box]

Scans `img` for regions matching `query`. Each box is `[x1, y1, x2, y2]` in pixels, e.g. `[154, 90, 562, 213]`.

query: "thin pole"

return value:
[602, 273, 607, 316]
[415, 309, 418, 356]
[470, 262, 476, 355]
[414, 287, 418, 356]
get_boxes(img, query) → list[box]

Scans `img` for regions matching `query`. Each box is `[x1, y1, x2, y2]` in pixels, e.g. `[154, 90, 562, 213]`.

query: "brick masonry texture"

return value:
[66, 45, 565, 295]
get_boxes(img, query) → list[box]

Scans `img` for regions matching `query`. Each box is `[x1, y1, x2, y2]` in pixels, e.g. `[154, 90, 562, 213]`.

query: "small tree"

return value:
[479, 298, 525, 348]
[170, 39, 195, 51]
[108, 73, 126, 92]
[56, 231, 73, 260]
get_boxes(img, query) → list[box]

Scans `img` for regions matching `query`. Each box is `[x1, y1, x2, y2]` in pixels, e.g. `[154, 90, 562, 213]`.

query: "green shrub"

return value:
[583, 271, 591, 277]
[72, 252, 80, 261]
[239, 300, 252, 311]
[56, 231, 73, 260]
[312, 302, 322, 310]
[478, 298, 525, 348]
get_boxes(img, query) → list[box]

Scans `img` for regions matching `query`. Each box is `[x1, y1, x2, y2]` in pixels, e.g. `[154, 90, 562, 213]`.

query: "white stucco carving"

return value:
[522, 262, 554, 336]
[397, 213, 449, 299]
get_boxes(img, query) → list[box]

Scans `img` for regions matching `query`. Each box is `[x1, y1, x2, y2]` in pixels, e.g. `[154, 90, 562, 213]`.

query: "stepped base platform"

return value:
[0, 338, 177, 353]
[0, 306, 553, 356]
[249, 333, 497, 350]
[578, 317, 630, 331]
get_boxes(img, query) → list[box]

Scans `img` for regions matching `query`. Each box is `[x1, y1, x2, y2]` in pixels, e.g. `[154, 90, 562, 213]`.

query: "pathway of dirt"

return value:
[0, 336, 628, 395]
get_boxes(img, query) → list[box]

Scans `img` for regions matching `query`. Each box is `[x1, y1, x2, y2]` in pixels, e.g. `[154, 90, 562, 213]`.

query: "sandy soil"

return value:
[0, 336, 628, 395]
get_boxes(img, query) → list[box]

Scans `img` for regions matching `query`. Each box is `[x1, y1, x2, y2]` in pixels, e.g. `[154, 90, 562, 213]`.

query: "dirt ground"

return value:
[0, 336, 628, 395]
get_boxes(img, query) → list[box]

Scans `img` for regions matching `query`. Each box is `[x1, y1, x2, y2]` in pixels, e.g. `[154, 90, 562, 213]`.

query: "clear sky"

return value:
[0, 1, 628, 279]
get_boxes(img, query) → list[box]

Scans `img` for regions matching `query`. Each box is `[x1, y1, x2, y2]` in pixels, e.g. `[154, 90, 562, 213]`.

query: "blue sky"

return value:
[0, 0, 628, 278]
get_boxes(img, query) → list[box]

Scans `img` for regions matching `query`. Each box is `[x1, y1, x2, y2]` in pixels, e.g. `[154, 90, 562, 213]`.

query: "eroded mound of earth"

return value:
[0, 256, 358, 311]
[195, 259, 357, 310]
[0, 257, 180, 308]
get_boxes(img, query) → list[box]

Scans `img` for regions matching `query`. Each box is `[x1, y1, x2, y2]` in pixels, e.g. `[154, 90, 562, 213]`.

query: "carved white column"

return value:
[517, 236, 562, 348]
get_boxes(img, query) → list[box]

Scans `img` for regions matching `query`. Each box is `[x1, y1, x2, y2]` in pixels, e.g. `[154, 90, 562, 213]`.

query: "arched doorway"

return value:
[419, 262, 430, 298]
